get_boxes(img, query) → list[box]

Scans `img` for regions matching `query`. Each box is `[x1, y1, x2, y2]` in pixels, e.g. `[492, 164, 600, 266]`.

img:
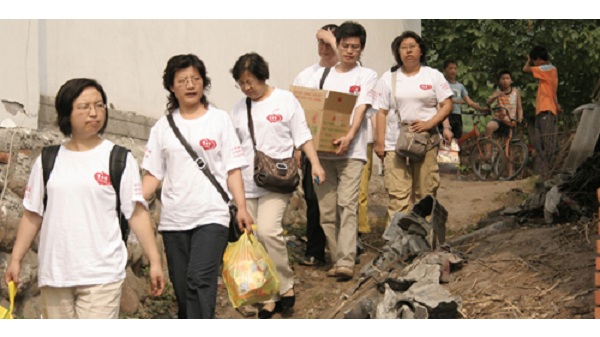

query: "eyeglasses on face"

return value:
[400, 44, 419, 52]
[235, 78, 256, 90]
[175, 76, 202, 87]
[75, 102, 106, 113]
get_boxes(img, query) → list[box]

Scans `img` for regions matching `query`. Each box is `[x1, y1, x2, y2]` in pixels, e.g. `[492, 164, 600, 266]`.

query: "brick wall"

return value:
[37, 95, 156, 141]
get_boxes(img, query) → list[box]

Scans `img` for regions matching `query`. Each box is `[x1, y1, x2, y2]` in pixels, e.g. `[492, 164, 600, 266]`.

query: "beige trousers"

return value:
[383, 149, 440, 224]
[246, 192, 294, 300]
[40, 279, 124, 319]
[314, 159, 365, 269]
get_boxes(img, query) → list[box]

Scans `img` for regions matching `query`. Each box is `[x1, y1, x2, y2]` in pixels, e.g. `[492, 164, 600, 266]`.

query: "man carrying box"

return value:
[293, 23, 339, 268]
[305, 21, 378, 280]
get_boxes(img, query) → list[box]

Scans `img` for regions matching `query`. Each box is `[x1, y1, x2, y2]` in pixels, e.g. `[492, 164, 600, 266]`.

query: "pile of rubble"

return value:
[516, 152, 600, 225]
[324, 196, 465, 319]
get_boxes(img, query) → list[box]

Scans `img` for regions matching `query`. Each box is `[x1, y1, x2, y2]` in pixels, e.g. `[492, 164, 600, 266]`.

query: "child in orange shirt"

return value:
[523, 45, 560, 175]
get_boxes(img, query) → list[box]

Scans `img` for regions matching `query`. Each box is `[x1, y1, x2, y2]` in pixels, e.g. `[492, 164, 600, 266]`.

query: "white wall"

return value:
[2, 19, 419, 123]
[0, 20, 39, 129]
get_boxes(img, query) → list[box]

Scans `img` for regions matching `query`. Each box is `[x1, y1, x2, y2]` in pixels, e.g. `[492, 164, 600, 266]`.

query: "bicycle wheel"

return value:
[497, 141, 529, 181]
[469, 139, 504, 181]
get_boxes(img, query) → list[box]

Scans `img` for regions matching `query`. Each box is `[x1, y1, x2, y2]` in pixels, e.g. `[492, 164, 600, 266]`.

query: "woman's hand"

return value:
[311, 163, 326, 185]
[409, 120, 433, 133]
[374, 141, 385, 160]
[148, 263, 165, 296]
[443, 128, 454, 142]
[236, 207, 254, 235]
[4, 260, 21, 286]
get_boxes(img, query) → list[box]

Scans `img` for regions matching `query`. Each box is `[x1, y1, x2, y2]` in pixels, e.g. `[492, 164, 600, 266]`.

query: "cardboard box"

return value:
[290, 85, 357, 153]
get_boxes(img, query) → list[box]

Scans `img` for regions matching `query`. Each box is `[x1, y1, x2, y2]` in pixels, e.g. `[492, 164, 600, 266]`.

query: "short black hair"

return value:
[529, 45, 549, 61]
[55, 78, 108, 137]
[391, 30, 427, 67]
[443, 59, 457, 70]
[497, 69, 513, 82]
[162, 54, 211, 113]
[335, 21, 366, 49]
[231, 52, 270, 82]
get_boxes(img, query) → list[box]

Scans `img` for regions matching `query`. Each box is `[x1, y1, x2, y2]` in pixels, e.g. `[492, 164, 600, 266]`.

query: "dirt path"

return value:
[211, 171, 596, 319]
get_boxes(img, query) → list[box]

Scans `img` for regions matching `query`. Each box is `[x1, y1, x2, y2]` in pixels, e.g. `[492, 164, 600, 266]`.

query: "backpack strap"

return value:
[41, 145, 61, 212]
[319, 67, 331, 90]
[109, 144, 130, 242]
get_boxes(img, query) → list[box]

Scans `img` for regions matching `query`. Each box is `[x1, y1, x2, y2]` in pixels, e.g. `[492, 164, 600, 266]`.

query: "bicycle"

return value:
[491, 108, 530, 181]
[457, 110, 505, 181]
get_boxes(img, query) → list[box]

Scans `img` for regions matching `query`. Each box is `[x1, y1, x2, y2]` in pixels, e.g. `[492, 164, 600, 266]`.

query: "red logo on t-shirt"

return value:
[200, 139, 217, 150]
[266, 114, 283, 123]
[94, 171, 111, 186]
[349, 85, 361, 94]
[420, 84, 433, 90]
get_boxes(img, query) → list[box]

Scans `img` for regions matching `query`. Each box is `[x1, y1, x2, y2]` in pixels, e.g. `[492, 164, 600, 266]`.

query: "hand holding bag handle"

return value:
[166, 113, 242, 242]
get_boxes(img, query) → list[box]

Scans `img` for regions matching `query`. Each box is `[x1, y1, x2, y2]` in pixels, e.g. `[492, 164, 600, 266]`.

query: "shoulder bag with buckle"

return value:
[391, 69, 440, 163]
[246, 98, 300, 194]
[166, 113, 242, 243]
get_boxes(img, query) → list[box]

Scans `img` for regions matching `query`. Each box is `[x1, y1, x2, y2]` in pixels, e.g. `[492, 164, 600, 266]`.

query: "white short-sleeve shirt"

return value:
[230, 88, 313, 198]
[142, 107, 247, 231]
[23, 139, 145, 287]
[375, 67, 452, 150]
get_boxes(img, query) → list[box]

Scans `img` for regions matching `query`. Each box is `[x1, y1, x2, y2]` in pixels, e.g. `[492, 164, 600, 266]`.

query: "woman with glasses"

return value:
[141, 54, 253, 319]
[374, 31, 453, 224]
[229, 52, 325, 319]
[4, 78, 165, 318]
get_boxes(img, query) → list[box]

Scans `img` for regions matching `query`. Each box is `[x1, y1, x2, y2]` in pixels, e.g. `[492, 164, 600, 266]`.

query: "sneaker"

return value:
[335, 266, 354, 279]
[298, 255, 325, 266]
[326, 267, 337, 277]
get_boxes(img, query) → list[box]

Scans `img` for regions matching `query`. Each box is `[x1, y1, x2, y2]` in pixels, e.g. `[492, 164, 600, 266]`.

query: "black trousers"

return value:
[162, 223, 228, 319]
[302, 154, 326, 261]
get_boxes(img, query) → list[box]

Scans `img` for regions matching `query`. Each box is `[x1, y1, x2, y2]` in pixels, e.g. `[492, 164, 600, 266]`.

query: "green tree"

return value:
[422, 19, 600, 120]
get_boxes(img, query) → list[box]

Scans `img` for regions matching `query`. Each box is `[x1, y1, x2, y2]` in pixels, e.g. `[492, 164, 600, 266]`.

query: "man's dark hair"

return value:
[497, 69, 513, 82]
[162, 54, 211, 113]
[231, 52, 270, 82]
[443, 59, 457, 70]
[529, 45, 549, 61]
[335, 21, 366, 49]
[55, 78, 108, 137]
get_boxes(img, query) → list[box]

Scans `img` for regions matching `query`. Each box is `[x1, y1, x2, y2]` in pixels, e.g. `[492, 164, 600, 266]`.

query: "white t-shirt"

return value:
[142, 107, 247, 231]
[23, 139, 145, 287]
[293, 63, 322, 87]
[307, 64, 378, 162]
[230, 88, 313, 199]
[375, 67, 453, 150]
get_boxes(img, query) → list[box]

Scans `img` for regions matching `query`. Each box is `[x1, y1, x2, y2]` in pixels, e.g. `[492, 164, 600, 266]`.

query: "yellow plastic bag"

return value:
[0, 281, 16, 319]
[222, 230, 280, 308]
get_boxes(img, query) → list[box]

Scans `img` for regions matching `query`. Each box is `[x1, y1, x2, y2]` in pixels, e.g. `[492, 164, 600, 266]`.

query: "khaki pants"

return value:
[40, 279, 124, 319]
[246, 192, 293, 300]
[383, 149, 440, 224]
[358, 144, 373, 234]
[314, 159, 365, 268]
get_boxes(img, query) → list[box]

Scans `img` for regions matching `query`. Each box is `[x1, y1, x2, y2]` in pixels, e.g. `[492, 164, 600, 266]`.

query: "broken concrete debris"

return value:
[328, 195, 464, 319]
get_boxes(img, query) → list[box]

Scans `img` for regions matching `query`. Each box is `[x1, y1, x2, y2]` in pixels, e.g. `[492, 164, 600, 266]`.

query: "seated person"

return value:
[485, 70, 523, 140]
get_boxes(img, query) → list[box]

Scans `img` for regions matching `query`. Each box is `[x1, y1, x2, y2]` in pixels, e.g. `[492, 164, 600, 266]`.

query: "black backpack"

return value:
[41, 144, 131, 243]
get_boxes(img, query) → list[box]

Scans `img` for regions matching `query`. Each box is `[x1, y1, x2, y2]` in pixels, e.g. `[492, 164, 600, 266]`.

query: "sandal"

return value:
[258, 302, 281, 319]
[279, 288, 295, 311]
